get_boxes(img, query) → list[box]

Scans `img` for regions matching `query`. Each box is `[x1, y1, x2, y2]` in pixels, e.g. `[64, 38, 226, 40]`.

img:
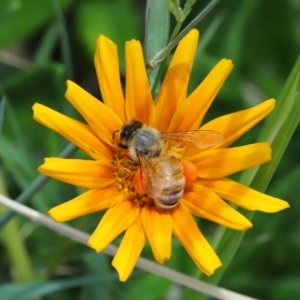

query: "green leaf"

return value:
[0, 170, 35, 284]
[0, 0, 73, 49]
[221, 1, 258, 66]
[271, 277, 300, 300]
[0, 142, 77, 228]
[144, 0, 170, 63]
[34, 23, 59, 66]
[0, 274, 119, 300]
[74, 0, 140, 70]
[201, 53, 300, 288]
[126, 273, 171, 300]
[147, 0, 219, 68]
[0, 64, 74, 228]
[166, 0, 182, 20]
[1, 64, 66, 140]
[51, 0, 74, 79]
[183, 0, 197, 18]
[0, 97, 5, 138]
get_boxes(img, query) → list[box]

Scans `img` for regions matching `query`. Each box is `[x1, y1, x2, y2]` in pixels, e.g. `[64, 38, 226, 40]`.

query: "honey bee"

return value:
[113, 119, 223, 210]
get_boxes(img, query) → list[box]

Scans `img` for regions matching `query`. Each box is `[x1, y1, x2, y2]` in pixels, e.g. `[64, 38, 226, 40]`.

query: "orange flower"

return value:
[33, 29, 289, 281]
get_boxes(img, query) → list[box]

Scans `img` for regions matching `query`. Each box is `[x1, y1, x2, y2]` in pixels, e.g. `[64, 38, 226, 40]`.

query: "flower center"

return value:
[111, 142, 196, 207]
[111, 151, 150, 207]
[111, 152, 137, 194]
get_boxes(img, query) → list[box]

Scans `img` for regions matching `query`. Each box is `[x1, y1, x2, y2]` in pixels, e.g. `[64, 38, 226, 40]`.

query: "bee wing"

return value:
[137, 154, 163, 199]
[160, 130, 223, 149]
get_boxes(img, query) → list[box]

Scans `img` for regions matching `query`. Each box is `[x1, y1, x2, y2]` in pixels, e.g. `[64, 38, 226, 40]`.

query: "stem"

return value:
[150, 59, 168, 95]
[169, 20, 183, 42]
[0, 193, 258, 300]
[147, 0, 219, 67]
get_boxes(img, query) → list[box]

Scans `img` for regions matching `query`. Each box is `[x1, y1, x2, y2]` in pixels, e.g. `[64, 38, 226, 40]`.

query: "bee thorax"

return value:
[132, 128, 163, 159]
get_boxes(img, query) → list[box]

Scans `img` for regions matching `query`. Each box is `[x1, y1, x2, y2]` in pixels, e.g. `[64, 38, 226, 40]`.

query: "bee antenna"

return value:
[112, 130, 119, 142]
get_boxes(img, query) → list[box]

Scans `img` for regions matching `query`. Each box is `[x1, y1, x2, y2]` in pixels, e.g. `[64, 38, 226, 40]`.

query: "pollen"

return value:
[164, 141, 184, 159]
[111, 152, 137, 194]
[111, 152, 151, 207]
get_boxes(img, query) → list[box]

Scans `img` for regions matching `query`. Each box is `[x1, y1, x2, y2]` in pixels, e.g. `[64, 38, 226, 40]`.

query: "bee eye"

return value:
[120, 128, 133, 141]
[120, 120, 143, 142]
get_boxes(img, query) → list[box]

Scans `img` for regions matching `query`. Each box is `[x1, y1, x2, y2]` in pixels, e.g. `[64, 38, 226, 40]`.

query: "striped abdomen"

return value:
[145, 154, 185, 210]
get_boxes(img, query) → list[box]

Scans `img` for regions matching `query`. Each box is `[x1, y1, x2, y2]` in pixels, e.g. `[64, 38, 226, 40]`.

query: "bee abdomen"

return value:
[155, 176, 185, 209]
[149, 154, 186, 210]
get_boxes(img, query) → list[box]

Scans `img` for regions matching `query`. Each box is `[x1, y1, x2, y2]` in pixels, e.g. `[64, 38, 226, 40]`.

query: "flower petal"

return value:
[189, 143, 271, 178]
[88, 196, 139, 252]
[155, 29, 199, 131]
[171, 203, 222, 276]
[183, 184, 252, 230]
[95, 35, 126, 122]
[141, 203, 172, 264]
[38, 158, 115, 189]
[112, 215, 146, 281]
[33, 103, 111, 160]
[48, 186, 119, 221]
[125, 40, 155, 124]
[201, 99, 276, 148]
[65, 80, 123, 146]
[169, 59, 233, 131]
[199, 177, 290, 212]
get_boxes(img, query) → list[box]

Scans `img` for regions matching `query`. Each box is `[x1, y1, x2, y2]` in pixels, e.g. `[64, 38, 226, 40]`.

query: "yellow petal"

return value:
[155, 29, 199, 131]
[112, 215, 146, 281]
[199, 177, 290, 212]
[125, 40, 155, 124]
[171, 203, 222, 276]
[38, 158, 115, 189]
[141, 203, 172, 264]
[65, 80, 123, 146]
[88, 196, 140, 252]
[48, 186, 119, 222]
[201, 99, 276, 149]
[189, 143, 271, 178]
[183, 184, 252, 230]
[33, 103, 111, 160]
[94, 35, 126, 122]
[169, 59, 233, 131]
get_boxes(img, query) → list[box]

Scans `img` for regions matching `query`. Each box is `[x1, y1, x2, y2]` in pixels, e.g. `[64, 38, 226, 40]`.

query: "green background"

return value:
[0, 0, 299, 299]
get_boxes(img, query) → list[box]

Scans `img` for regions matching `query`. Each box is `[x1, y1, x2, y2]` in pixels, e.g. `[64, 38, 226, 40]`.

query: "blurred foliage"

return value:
[0, 0, 299, 299]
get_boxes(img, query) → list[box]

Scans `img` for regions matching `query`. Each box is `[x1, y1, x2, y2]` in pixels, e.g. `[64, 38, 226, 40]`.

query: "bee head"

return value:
[119, 119, 143, 145]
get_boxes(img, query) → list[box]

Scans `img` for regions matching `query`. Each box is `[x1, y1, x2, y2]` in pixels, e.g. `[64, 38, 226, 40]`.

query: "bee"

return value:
[113, 119, 223, 210]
